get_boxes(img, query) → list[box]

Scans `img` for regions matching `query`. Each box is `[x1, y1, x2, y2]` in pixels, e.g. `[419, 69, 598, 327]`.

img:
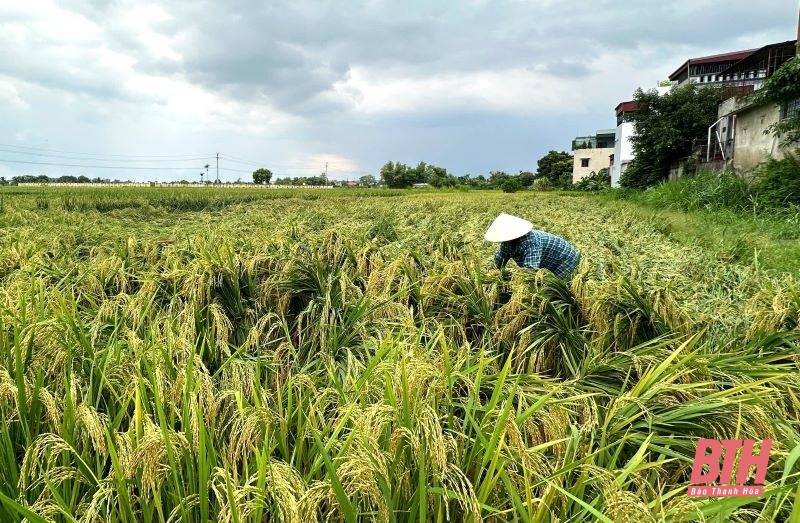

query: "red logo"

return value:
[687, 439, 772, 497]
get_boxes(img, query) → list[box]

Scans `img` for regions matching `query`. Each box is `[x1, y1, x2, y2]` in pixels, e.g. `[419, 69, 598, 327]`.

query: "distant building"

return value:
[668, 49, 757, 87]
[572, 129, 616, 183]
[611, 101, 637, 187]
[710, 39, 799, 171]
[412, 183, 429, 189]
[668, 41, 796, 91]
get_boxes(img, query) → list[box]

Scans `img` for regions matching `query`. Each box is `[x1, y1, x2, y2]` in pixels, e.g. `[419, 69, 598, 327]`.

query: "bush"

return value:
[574, 169, 611, 192]
[752, 151, 800, 208]
[532, 178, 554, 191]
[501, 178, 522, 193]
[635, 169, 751, 212]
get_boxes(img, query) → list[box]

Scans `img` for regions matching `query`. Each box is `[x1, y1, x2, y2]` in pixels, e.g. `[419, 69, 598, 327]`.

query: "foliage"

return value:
[621, 84, 726, 189]
[536, 150, 573, 189]
[500, 177, 521, 193]
[753, 56, 800, 146]
[752, 151, 800, 207]
[574, 168, 611, 192]
[379, 161, 452, 188]
[358, 175, 377, 187]
[274, 175, 328, 186]
[0, 188, 798, 521]
[517, 171, 535, 187]
[252, 168, 273, 184]
[633, 169, 752, 212]
[532, 177, 554, 191]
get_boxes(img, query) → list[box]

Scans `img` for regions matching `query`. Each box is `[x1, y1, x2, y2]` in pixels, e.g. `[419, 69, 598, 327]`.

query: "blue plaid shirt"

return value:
[494, 230, 580, 279]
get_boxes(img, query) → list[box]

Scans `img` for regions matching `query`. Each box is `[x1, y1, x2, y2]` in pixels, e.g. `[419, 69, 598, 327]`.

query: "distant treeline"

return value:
[1, 175, 119, 185]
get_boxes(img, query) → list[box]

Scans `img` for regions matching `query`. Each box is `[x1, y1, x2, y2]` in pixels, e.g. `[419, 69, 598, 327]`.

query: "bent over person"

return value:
[485, 213, 580, 280]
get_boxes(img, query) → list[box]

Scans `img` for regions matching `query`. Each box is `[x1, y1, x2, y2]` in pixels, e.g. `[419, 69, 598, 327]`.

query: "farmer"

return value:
[484, 213, 580, 280]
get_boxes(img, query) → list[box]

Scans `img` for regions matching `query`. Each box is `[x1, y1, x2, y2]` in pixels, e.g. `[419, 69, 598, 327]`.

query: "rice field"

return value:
[0, 187, 798, 522]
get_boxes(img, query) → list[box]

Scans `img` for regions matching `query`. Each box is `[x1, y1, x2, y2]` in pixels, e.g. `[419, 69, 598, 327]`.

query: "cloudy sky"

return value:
[0, 0, 797, 182]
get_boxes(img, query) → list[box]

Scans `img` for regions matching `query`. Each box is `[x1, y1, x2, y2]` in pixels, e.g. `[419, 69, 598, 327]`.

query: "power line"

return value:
[0, 142, 209, 159]
[0, 148, 215, 163]
[0, 158, 205, 170]
[219, 153, 356, 172]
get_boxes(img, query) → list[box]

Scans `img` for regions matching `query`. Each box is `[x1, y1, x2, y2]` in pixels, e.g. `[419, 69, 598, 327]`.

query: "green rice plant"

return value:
[0, 188, 797, 522]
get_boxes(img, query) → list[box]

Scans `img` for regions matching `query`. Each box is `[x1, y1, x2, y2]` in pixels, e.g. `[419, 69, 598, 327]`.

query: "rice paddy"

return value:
[0, 187, 798, 522]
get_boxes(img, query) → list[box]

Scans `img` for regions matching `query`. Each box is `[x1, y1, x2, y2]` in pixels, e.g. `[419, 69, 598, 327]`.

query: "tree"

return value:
[752, 56, 800, 146]
[423, 164, 451, 187]
[501, 178, 521, 193]
[536, 151, 573, 189]
[488, 171, 509, 188]
[517, 171, 535, 187]
[621, 84, 725, 189]
[252, 168, 272, 185]
[359, 175, 376, 187]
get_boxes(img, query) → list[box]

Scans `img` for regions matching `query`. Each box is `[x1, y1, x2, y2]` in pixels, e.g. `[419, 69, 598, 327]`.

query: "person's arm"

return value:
[494, 242, 513, 269]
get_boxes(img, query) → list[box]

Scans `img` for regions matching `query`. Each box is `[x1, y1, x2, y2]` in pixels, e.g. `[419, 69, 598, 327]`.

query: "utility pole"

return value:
[216, 153, 220, 183]
[325, 161, 328, 185]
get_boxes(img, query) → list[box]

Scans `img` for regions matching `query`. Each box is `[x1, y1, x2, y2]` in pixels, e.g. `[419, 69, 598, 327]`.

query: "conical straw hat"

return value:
[484, 213, 533, 242]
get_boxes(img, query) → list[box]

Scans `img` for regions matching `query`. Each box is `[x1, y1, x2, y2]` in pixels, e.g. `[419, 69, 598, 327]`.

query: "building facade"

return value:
[611, 101, 636, 187]
[572, 129, 616, 183]
[715, 95, 797, 172]
[669, 50, 757, 87]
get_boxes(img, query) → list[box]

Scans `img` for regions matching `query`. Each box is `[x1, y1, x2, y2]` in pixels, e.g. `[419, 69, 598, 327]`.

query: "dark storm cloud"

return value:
[4, 0, 793, 113]
[105, 0, 793, 113]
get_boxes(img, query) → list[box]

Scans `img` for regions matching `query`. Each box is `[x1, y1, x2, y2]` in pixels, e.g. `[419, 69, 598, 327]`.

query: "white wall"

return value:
[573, 148, 615, 183]
[611, 121, 635, 187]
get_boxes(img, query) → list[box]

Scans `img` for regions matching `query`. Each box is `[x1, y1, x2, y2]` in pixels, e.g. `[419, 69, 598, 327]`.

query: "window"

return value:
[784, 97, 800, 120]
[581, 158, 590, 167]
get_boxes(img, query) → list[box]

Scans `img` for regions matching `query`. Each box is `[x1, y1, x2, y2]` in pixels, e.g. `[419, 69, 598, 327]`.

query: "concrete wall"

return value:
[732, 104, 786, 172]
[572, 147, 614, 183]
[611, 121, 635, 187]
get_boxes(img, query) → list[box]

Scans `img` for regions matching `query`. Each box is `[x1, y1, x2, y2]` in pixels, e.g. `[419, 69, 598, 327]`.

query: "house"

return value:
[712, 40, 797, 90]
[668, 49, 758, 87]
[571, 129, 616, 183]
[412, 183, 429, 189]
[611, 101, 637, 187]
[711, 38, 798, 172]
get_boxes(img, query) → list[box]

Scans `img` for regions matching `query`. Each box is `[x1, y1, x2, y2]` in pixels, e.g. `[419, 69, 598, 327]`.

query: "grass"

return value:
[0, 186, 798, 522]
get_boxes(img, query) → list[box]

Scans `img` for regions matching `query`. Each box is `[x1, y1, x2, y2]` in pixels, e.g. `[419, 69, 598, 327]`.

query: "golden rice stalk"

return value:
[75, 403, 109, 457]
[23, 500, 59, 523]
[131, 420, 191, 495]
[602, 486, 657, 523]
[76, 479, 115, 523]
[166, 494, 200, 523]
[211, 464, 304, 523]
[19, 434, 78, 491]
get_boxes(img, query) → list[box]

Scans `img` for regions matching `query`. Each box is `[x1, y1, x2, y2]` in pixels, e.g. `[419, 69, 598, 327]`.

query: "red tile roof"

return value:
[615, 101, 637, 115]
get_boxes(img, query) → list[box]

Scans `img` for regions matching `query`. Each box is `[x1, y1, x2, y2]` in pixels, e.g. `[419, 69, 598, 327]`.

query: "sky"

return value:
[0, 0, 797, 182]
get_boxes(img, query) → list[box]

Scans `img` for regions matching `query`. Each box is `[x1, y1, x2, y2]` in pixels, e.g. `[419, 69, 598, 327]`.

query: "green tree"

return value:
[621, 84, 725, 189]
[517, 171, 535, 187]
[752, 56, 800, 146]
[359, 175, 376, 187]
[536, 151, 573, 189]
[424, 164, 450, 187]
[487, 171, 509, 188]
[380, 161, 428, 188]
[501, 178, 521, 193]
[252, 168, 273, 184]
